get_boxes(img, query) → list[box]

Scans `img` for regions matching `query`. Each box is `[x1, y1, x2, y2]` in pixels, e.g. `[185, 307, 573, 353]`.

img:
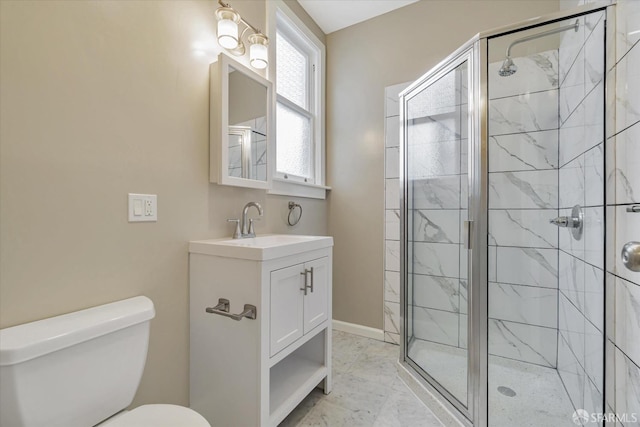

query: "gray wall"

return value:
[0, 0, 325, 407]
[327, 0, 561, 330]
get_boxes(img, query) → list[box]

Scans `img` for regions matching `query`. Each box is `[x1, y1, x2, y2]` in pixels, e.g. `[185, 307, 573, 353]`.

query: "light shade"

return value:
[215, 7, 240, 50]
[248, 33, 268, 69]
[217, 19, 238, 49]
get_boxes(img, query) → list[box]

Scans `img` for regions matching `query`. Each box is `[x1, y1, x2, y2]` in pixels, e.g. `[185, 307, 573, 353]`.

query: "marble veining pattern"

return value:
[413, 306, 459, 346]
[489, 282, 557, 328]
[615, 346, 640, 421]
[613, 121, 640, 204]
[615, 276, 640, 367]
[385, 271, 400, 304]
[488, 209, 558, 249]
[412, 242, 459, 278]
[584, 319, 604, 393]
[385, 210, 400, 241]
[559, 81, 604, 167]
[488, 130, 558, 172]
[411, 176, 460, 209]
[385, 240, 400, 272]
[412, 210, 459, 244]
[559, 15, 586, 84]
[488, 319, 557, 367]
[412, 274, 460, 313]
[559, 154, 584, 209]
[583, 264, 604, 333]
[489, 90, 559, 136]
[384, 302, 400, 336]
[496, 246, 558, 288]
[616, 41, 640, 132]
[559, 293, 586, 367]
[583, 206, 604, 270]
[489, 170, 558, 209]
[557, 334, 585, 412]
[559, 250, 585, 312]
[584, 143, 604, 207]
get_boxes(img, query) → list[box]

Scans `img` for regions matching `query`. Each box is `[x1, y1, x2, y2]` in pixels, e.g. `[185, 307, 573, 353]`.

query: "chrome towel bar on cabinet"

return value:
[205, 298, 257, 321]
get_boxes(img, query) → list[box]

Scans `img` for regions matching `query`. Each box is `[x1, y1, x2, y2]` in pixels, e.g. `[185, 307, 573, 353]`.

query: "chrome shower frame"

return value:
[398, 3, 615, 426]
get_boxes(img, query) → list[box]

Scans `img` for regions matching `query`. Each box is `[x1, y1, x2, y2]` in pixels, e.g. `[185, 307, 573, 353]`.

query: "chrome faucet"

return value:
[228, 202, 263, 239]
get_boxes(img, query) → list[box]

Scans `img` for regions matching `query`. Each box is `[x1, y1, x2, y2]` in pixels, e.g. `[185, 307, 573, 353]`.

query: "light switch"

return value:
[128, 193, 157, 222]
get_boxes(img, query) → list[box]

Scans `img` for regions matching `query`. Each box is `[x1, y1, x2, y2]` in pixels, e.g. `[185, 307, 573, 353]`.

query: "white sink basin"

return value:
[189, 234, 333, 261]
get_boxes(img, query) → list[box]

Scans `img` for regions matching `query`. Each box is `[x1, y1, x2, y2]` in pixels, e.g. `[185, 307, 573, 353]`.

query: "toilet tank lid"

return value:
[0, 296, 155, 366]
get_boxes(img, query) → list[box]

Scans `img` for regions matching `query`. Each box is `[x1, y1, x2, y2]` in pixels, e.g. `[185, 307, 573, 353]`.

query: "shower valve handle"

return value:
[549, 216, 571, 227]
[549, 205, 584, 240]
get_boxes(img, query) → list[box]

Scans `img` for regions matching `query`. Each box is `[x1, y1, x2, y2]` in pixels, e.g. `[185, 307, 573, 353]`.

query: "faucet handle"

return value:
[227, 219, 241, 239]
[248, 217, 261, 236]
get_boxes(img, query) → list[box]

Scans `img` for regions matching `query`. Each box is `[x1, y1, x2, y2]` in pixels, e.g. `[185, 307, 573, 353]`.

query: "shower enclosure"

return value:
[400, 4, 610, 426]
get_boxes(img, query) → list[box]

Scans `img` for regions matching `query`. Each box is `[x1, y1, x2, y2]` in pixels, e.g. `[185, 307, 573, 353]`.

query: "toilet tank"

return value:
[0, 296, 155, 427]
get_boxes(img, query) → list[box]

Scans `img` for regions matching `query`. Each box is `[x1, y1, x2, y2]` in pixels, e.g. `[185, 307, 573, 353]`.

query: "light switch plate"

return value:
[128, 193, 157, 222]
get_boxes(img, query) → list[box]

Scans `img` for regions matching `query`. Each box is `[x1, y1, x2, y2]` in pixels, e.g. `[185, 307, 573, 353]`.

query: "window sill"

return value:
[268, 177, 331, 200]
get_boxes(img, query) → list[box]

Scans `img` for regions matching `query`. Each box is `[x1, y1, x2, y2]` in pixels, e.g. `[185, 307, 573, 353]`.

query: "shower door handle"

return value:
[463, 221, 473, 250]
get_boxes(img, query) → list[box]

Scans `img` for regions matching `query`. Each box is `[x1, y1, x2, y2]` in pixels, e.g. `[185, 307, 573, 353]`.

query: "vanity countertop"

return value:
[189, 234, 333, 261]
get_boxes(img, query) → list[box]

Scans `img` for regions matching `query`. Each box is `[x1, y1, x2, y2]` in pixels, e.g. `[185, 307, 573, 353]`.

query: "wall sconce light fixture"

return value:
[215, 0, 269, 69]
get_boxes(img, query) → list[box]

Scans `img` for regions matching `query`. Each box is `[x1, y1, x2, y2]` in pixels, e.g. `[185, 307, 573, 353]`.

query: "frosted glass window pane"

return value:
[277, 32, 308, 109]
[276, 103, 311, 178]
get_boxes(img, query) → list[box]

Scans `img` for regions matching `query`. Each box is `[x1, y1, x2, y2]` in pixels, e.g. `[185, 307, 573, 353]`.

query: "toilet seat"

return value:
[101, 404, 210, 427]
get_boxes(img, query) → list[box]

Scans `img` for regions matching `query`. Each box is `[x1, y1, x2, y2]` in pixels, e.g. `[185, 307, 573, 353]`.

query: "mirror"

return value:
[210, 53, 272, 189]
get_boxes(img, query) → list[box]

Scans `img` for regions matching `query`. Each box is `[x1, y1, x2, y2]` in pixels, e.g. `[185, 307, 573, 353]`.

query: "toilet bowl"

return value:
[0, 296, 210, 427]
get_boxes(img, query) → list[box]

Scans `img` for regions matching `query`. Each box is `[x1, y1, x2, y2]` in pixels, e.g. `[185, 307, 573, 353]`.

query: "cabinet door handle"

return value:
[309, 267, 314, 293]
[300, 269, 309, 295]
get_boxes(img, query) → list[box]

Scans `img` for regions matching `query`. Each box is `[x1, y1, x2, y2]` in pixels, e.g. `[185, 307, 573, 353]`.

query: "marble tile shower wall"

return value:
[605, 0, 640, 423]
[384, 82, 409, 345]
[561, 1, 640, 423]
[228, 117, 267, 180]
[406, 65, 469, 351]
[555, 10, 607, 419]
[487, 49, 560, 367]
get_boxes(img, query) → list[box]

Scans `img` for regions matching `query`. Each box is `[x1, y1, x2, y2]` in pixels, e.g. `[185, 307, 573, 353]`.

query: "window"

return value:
[268, 0, 327, 198]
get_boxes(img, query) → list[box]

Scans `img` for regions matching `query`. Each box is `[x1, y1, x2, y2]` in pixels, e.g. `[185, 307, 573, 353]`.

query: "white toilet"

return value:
[0, 296, 210, 427]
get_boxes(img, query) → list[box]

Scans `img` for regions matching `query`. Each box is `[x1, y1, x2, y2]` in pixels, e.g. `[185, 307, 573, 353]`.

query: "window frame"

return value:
[267, 0, 328, 199]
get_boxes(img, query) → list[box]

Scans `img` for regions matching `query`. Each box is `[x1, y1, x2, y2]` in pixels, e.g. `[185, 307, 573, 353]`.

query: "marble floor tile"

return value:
[373, 385, 443, 427]
[280, 330, 443, 427]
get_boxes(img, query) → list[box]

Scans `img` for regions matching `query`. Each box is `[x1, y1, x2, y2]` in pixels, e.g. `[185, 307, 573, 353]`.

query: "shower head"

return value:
[497, 19, 579, 78]
[498, 57, 517, 77]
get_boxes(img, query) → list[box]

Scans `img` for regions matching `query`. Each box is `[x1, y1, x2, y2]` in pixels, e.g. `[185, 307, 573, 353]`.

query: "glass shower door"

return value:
[402, 49, 472, 414]
[486, 11, 605, 426]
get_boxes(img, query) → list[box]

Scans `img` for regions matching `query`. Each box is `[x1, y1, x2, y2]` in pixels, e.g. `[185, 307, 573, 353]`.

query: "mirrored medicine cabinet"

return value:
[210, 53, 273, 189]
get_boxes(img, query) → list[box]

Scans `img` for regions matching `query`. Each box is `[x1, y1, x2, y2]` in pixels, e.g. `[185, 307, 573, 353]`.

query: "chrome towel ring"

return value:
[287, 201, 302, 226]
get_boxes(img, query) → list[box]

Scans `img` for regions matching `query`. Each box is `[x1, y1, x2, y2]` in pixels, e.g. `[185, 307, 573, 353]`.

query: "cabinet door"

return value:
[270, 263, 305, 356]
[303, 257, 329, 334]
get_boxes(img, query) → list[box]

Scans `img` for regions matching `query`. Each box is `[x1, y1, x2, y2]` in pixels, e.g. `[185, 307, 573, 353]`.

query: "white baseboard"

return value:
[332, 319, 385, 341]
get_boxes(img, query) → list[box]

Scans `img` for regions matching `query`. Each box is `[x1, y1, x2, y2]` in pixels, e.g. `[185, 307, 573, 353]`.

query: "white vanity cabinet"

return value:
[189, 235, 332, 427]
[270, 257, 329, 356]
